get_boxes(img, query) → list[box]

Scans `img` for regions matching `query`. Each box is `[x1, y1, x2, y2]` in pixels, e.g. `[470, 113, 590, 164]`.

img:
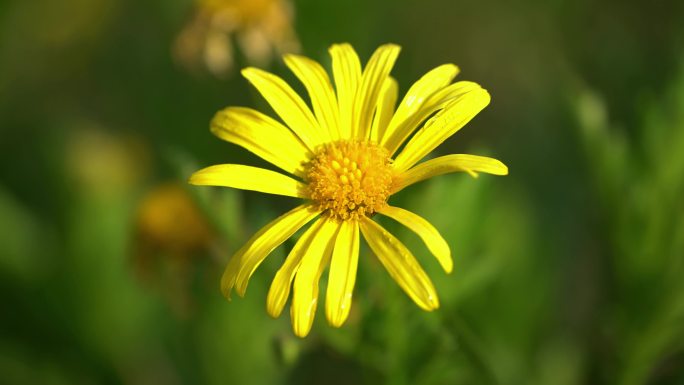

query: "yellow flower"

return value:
[190, 43, 508, 337]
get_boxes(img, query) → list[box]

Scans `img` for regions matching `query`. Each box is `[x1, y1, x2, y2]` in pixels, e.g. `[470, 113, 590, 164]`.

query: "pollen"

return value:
[306, 140, 394, 220]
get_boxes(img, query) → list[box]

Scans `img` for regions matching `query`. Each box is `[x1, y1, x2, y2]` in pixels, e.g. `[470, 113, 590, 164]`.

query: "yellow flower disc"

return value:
[307, 140, 394, 220]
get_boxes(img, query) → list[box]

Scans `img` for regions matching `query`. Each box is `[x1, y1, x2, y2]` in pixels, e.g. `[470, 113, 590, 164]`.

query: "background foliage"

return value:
[1, 0, 684, 384]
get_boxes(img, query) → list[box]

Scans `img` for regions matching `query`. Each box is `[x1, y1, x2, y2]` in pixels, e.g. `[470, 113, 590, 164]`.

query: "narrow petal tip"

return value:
[379, 42, 401, 50]
[486, 159, 509, 175]
[443, 256, 454, 274]
[328, 315, 346, 329]
[498, 161, 509, 175]
[328, 42, 353, 51]
[187, 172, 199, 185]
[444, 63, 461, 77]
[291, 300, 317, 338]
[240, 66, 259, 78]
[415, 294, 440, 312]
[220, 280, 233, 300]
[481, 88, 492, 106]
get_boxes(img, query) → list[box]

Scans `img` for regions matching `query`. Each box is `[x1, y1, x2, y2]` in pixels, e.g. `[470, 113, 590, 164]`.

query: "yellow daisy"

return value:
[190, 43, 508, 337]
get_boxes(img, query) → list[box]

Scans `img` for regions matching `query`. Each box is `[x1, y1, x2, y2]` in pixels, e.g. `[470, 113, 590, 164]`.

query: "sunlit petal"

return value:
[393, 154, 508, 193]
[353, 44, 401, 139]
[393, 87, 491, 172]
[329, 43, 362, 139]
[369, 77, 398, 143]
[242, 67, 324, 149]
[189, 164, 308, 198]
[284, 54, 340, 141]
[211, 107, 311, 177]
[381, 64, 460, 153]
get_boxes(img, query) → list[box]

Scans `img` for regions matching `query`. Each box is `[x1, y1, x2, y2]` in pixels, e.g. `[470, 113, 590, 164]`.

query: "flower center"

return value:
[306, 140, 394, 220]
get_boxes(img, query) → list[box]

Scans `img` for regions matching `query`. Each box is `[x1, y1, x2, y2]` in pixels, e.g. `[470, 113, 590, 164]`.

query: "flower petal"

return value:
[378, 206, 452, 273]
[353, 44, 401, 139]
[369, 77, 398, 143]
[241, 67, 324, 150]
[393, 87, 491, 172]
[329, 43, 362, 139]
[219, 246, 243, 298]
[383, 81, 482, 157]
[393, 154, 508, 193]
[291, 219, 339, 337]
[325, 220, 360, 327]
[221, 205, 319, 298]
[284, 54, 340, 141]
[359, 217, 439, 311]
[266, 218, 325, 318]
[231, 205, 319, 297]
[189, 164, 308, 198]
[425, 80, 482, 109]
[211, 107, 311, 177]
[381, 64, 460, 153]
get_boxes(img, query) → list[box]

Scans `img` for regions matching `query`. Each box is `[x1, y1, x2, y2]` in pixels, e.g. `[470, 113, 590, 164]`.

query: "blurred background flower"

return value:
[1, 0, 683, 384]
[174, 0, 300, 77]
[132, 182, 219, 317]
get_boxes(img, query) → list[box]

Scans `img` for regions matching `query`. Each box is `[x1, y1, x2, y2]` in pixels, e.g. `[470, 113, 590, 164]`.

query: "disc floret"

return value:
[307, 141, 394, 220]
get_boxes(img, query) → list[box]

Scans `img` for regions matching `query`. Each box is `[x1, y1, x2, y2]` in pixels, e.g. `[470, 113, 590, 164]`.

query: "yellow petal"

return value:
[393, 87, 491, 172]
[241, 67, 324, 150]
[381, 64, 460, 153]
[211, 107, 311, 177]
[383, 81, 481, 156]
[291, 219, 339, 337]
[369, 77, 398, 143]
[219, 245, 243, 298]
[329, 43, 362, 139]
[353, 44, 401, 139]
[393, 154, 508, 193]
[284, 54, 339, 141]
[266, 218, 325, 318]
[325, 220, 360, 327]
[359, 217, 439, 311]
[189, 164, 308, 198]
[221, 205, 319, 298]
[426, 80, 482, 109]
[230, 205, 319, 296]
[378, 206, 452, 273]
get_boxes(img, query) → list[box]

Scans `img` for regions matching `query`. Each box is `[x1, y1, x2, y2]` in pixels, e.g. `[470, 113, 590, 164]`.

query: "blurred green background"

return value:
[2, 0, 684, 384]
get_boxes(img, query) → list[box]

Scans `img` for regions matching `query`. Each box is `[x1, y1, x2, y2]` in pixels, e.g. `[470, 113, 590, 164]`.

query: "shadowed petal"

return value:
[291, 219, 339, 337]
[379, 206, 452, 273]
[221, 205, 319, 298]
[266, 218, 326, 318]
[325, 220, 360, 327]
[359, 217, 439, 311]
